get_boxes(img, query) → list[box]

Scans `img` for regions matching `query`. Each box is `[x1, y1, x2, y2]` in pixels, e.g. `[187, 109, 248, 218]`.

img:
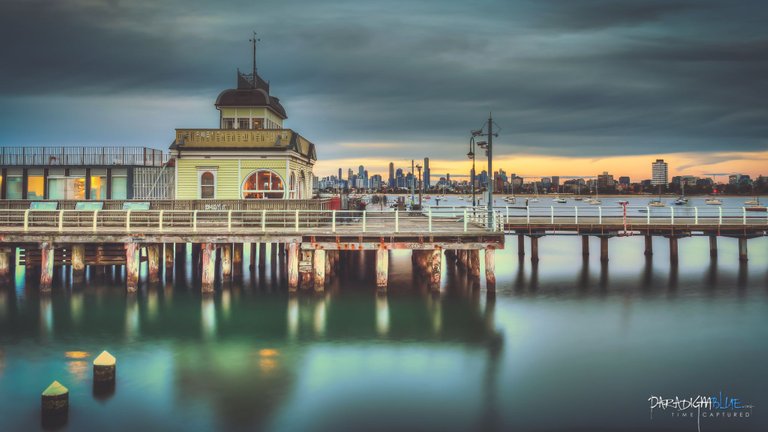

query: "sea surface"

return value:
[0, 204, 766, 431]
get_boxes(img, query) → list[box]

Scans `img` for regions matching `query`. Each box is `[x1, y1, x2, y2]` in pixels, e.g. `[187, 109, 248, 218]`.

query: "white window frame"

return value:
[198, 168, 218, 199]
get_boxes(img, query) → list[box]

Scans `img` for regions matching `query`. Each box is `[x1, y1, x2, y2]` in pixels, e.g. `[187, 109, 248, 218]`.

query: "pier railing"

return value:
[0, 147, 167, 167]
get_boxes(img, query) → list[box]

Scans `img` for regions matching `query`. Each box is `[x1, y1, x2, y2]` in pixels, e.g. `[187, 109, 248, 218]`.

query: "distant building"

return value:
[597, 171, 615, 189]
[619, 176, 630, 186]
[651, 159, 668, 186]
[388, 162, 394, 188]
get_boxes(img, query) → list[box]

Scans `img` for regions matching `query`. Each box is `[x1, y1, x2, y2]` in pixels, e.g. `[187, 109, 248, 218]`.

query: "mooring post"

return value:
[600, 237, 609, 263]
[429, 247, 442, 291]
[288, 242, 299, 291]
[221, 243, 232, 280]
[669, 237, 679, 264]
[530, 236, 540, 263]
[72, 244, 85, 282]
[93, 350, 116, 396]
[517, 234, 525, 257]
[709, 236, 718, 259]
[40, 242, 55, 291]
[485, 247, 496, 289]
[644, 235, 653, 256]
[164, 243, 174, 281]
[469, 249, 481, 278]
[125, 242, 139, 292]
[147, 244, 160, 284]
[738, 237, 748, 262]
[201, 243, 216, 292]
[581, 235, 589, 257]
[233, 243, 243, 279]
[41, 381, 68, 428]
[376, 245, 389, 289]
[313, 248, 326, 291]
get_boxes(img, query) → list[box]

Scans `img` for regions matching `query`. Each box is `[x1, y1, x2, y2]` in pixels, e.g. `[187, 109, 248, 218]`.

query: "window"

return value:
[6, 169, 22, 199]
[252, 118, 264, 130]
[238, 118, 250, 130]
[199, 170, 216, 199]
[90, 169, 107, 200]
[223, 118, 234, 129]
[111, 169, 128, 200]
[289, 172, 296, 199]
[27, 169, 44, 200]
[47, 169, 85, 200]
[242, 170, 284, 199]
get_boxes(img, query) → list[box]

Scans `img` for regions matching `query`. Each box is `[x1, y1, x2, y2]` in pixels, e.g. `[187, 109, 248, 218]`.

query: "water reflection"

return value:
[125, 295, 139, 340]
[375, 294, 389, 336]
[39, 295, 52, 340]
[201, 295, 216, 340]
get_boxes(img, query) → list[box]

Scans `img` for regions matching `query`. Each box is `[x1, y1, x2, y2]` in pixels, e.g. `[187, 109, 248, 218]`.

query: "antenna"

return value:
[249, 31, 260, 86]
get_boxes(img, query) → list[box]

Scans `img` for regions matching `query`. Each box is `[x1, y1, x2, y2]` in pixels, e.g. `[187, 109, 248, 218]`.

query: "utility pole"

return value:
[416, 164, 423, 209]
[487, 113, 494, 225]
[410, 159, 415, 207]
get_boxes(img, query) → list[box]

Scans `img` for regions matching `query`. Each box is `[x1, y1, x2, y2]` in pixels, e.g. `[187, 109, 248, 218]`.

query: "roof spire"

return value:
[249, 31, 260, 88]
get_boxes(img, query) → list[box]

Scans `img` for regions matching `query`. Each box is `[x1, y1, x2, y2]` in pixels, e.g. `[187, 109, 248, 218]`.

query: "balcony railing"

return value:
[0, 147, 168, 167]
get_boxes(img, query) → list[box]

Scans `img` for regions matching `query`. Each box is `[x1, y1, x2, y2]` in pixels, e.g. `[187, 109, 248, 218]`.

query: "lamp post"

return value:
[471, 113, 498, 228]
[416, 164, 423, 209]
[467, 137, 477, 208]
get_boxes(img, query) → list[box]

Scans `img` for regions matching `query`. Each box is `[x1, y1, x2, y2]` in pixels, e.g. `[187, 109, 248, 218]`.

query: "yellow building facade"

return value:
[171, 69, 316, 200]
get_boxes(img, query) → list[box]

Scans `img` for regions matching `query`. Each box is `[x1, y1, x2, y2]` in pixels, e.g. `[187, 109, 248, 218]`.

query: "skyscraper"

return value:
[423, 157, 430, 191]
[388, 162, 395, 188]
[652, 159, 668, 186]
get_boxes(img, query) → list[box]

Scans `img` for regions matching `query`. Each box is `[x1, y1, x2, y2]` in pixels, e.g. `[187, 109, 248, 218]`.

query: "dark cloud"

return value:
[0, 0, 766, 162]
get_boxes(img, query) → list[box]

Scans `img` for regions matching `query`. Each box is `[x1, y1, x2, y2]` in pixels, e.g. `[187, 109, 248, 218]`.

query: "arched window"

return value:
[242, 170, 284, 199]
[200, 170, 216, 199]
[289, 172, 296, 199]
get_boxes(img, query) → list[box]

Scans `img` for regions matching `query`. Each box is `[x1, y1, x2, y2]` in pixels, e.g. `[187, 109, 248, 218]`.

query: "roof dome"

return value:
[214, 71, 287, 119]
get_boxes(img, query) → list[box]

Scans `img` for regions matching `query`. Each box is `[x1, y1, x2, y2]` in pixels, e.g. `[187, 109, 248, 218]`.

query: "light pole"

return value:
[472, 113, 498, 227]
[416, 164, 423, 209]
[467, 137, 477, 208]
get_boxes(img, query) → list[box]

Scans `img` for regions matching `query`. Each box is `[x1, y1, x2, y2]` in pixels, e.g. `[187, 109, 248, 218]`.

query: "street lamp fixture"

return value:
[416, 164, 423, 209]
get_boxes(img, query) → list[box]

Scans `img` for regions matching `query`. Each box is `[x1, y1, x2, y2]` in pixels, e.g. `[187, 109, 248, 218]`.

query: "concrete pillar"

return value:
[429, 248, 442, 291]
[530, 236, 540, 263]
[485, 248, 496, 289]
[376, 246, 389, 289]
[71, 244, 85, 282]
[201, 243, 216, 293]
[517, 234, 525, 257]
[644, 235, 653, 256]
[233, 243, 243, 278]
[581, 235, 589, 257]
[288, 242, 299, 291]
[40, 242, 54, 291]
[221, 243, 232, 280]
[738, 237, 748, 262]
[258, 242, 266, 269]
[669, 237, 678, 264]
[165, 243, 174, 281]
[125, 242, 139, 292]
[313, 249, 326, 291]
[600, 237, 609, 263]
[0, 248, 10, 286]
[709, 236, 718, 259]
[147, 244, 161, 283]
[469, 249, 481, 278]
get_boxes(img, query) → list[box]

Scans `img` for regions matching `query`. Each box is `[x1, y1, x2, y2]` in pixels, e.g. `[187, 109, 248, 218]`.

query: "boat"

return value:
[745, 205, 767, 212]
[553, 197, 567, 204]
[574, 196, 583, 201]
[649, 200, 666, 208]
[705, 198, 722, 205]
[587, 178, 600, 204]
[673, 197, 688, 205]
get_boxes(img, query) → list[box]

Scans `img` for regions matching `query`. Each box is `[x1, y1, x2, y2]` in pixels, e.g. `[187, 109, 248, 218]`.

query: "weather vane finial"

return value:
[249, 31, 260, 84]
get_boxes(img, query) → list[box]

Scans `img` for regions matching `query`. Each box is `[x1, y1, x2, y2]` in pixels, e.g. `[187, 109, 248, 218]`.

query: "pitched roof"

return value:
[214, 71, 287, 119]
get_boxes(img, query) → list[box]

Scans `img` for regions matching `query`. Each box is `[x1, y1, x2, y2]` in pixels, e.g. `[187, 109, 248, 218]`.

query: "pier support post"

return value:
[93, 244, 106, 276]
[249, 243, 256, 269]
[72, 244, 85, 282]
[485, 248, 496, 289]
[376, 246, 389, 289]
[517, 235, 525, 257]
[581, 235, 589, 257]
[165, 243, 174, 281]
[221, 243, 232, 280]
[457, 250, 466, 268]
[258, 243, 266, 269]
[738, 238, 748, 262]
[125, 242, 139, 292]
[270, 243, 277, 267]
[201, 243, 215, 292]
[0, 248, 10, 286]
[709, 236, 718, 259]
[313, 249, 326, 291]
[288, 242, 299, 291]
[40, 242, 54, 291]
[644, 235, 653, 256]
[600, 237, 609, 263]
[147, 244, 160, 284]
[429, 248, 442, 291]
[191, 243, 202, 276]
[175, 243, 186, 265]
[530, 236, 540, 263]
[233, 243, 243, 279]
[469, 249, 481, 278]
[669, 237, 679, 264]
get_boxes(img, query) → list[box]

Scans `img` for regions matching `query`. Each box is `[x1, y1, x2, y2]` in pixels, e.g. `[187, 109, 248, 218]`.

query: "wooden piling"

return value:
[249, 243, 256, 269]
[600, 237, 609, 263]
[41, 380, 68, 426]
[429, 247, 442, 291]
[0, 248, 11, 285]
[94, 244, 106, 276]
[517, 234, 525, 257]
[738, 237, 748, 262]
[175, 243, 186, 265]
[581, 235, 589, 257]
[201, 243, 216, 292]
[669, 237, 679, 264]
[258, 243, 266, 269]
[72, 244, 85, 281]
[313, 248, 326, 291]
[469, 249, 481, 278]
[221, 243, 232, 280]
[376, 246, 389, 289]
[147, 244, 160, 284]
[125, 242, 139, 292]
[270, 243, 277, 267]
[485, 248, 496, 289]
[233, 243, 243, 278]
[709, 236, 718, 259]
[644, 235, 653, 256]
[164, 243, 174, 281]
[530, 236, 540, 263]
[40, 242, 54, 291]
[288, 242, 299, 291]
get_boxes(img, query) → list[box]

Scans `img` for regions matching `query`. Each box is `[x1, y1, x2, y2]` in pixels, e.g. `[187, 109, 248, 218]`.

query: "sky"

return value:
[0, 0, 766, 181]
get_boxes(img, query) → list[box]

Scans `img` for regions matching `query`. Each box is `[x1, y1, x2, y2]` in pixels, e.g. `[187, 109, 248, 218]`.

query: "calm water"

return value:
[1, 234, 767, 432]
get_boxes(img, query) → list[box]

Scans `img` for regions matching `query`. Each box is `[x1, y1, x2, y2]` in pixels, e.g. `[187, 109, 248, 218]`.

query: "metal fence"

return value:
[0, 147, 168, 167]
